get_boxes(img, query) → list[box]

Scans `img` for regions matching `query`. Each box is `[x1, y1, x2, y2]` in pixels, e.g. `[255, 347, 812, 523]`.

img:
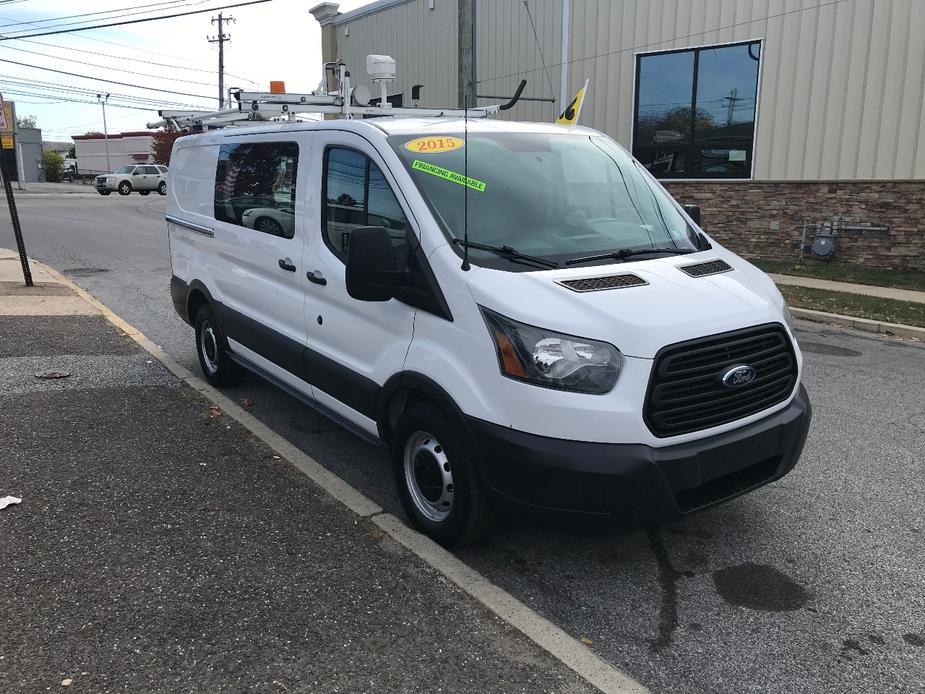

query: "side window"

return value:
[323, 147, 409, 264]
[142, 166, 159, 175]
[214, 141, 298, 239]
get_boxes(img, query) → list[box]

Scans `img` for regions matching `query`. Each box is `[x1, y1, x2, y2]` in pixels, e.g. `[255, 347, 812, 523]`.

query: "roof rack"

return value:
[148, 57, 527, 130]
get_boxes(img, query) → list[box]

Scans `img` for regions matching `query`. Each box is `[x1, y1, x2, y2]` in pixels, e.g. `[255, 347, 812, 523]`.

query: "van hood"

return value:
[465, 251, 788, 359]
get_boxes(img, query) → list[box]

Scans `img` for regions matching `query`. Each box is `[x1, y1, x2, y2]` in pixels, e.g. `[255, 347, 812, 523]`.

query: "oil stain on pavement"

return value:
[712, 562, 810, 611]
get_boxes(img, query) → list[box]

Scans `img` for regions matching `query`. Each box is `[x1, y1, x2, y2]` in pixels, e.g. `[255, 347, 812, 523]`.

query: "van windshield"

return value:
[389, 133, 701, 270]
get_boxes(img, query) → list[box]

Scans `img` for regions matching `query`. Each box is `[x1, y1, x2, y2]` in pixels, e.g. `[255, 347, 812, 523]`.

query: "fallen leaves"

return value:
[209, 406, 222, 417]
[580, 637, 593, 645]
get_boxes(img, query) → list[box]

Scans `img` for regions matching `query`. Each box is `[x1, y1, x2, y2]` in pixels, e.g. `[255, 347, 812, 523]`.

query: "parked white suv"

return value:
[96, 164, 167, 196]
[166, 119, 811, 546]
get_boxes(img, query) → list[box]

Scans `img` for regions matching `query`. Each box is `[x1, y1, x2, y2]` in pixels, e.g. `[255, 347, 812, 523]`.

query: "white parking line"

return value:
[42, 260, 651, 694]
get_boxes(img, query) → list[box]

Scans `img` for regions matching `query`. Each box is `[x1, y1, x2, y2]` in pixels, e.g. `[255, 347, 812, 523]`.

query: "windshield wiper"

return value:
[452, 239, 560, 269]
[565, 247, 695, 266]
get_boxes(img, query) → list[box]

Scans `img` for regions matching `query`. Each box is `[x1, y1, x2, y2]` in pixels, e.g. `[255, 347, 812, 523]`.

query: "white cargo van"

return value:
[167, 117, 811, 546]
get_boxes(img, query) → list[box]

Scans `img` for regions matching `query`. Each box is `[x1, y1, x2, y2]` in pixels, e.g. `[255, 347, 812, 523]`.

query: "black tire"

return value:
[194, 304, 243, 388]
[392, 403, 493, 547]
[118, 181, 132, 196]
[254, 216, 283, 237]
[98, 190, 111, 196]
[139, 190, 151, 196]
[158, 181, 167, 195]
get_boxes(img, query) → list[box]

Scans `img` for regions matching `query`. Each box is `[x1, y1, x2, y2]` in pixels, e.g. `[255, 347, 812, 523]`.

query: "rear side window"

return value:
[323, 146, 408, 263]
[141, 166, 159, 174]
[214, 141, 298, 239]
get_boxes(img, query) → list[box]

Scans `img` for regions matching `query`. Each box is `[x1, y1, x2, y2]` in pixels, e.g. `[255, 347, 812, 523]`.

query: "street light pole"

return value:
[97, 93, 111, 173]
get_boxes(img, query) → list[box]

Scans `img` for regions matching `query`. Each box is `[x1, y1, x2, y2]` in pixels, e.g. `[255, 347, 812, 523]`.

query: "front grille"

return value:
[556, 273, 647, 292]
[644, 324, 796, 437]
[679, 259, 732, 277]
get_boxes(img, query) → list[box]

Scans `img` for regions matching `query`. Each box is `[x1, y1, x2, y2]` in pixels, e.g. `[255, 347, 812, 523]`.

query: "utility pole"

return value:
[723, 87, 741, 127]
[457, 0, 475, 108]
[96, 93, 111, 173]
[209, 13, 235, 108]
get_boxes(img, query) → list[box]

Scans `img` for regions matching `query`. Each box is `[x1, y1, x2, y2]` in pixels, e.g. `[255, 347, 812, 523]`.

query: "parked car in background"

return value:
[95, 165, 168, 196]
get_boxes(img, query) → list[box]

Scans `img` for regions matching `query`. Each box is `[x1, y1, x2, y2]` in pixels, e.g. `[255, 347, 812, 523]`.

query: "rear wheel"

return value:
[254, 216, 283, 236]
[392, 403, 493, 547]
[118, 181, 132, 196]
[194, 304, 243, 388]
[158, 181, 167, 195]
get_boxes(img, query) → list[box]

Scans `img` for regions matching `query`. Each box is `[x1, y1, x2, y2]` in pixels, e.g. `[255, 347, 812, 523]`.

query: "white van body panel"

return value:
[402, 244, 512, 428]
[166, 116, 811, 530]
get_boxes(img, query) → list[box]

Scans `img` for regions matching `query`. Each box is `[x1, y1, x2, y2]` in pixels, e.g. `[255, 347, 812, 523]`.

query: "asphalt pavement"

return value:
[3, 194, 923, 693]
[0, 299, 592, 692]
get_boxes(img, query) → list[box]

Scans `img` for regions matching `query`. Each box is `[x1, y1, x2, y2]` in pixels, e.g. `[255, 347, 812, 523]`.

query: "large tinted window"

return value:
[390, 133, 701, 271]
[214, 142, 298, 238]
[323, 147, 408, 263]
[633, 41, 760, 179]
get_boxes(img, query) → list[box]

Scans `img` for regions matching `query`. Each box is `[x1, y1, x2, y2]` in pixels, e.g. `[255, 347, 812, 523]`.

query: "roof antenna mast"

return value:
[461, 106, 470, 271]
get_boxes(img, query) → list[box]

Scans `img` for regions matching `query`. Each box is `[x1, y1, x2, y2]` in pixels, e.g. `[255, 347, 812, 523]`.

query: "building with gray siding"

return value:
[311, 0, 925, 269]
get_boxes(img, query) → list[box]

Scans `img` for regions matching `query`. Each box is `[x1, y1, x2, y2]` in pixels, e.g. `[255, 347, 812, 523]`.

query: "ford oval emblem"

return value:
[722, 364, 757, 388]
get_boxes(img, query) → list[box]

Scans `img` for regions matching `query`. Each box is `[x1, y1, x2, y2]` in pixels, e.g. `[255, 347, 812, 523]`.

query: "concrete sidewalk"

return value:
[768, 272, 925, 304]
[11, 181, 99, 195]
[0, 257, 596, 692]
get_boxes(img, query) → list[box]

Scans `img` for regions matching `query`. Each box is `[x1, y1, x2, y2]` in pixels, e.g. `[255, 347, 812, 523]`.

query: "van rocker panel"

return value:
[469, 385, 811, 522]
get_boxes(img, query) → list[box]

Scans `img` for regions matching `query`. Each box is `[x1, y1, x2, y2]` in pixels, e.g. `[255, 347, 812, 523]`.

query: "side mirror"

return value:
[682, 204, 702, 226]
[345, 226, 402, 302]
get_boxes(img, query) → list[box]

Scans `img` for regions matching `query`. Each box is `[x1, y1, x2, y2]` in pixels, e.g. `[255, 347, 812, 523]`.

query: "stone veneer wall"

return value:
[662, 181, 925, 271]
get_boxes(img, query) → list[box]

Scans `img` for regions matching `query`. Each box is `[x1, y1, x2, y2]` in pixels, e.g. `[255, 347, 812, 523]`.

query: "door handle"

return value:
[278, 258, 296, 272]
[305, 270, 327, 286]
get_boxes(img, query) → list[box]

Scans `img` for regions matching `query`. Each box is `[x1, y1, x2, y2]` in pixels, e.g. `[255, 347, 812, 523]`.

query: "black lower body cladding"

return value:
[470, 385, 812, 524]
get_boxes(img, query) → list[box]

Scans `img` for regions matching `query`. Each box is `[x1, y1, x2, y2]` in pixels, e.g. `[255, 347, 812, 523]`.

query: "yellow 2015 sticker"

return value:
[412, 160, 486, 192]
[404, 136, 465, 154]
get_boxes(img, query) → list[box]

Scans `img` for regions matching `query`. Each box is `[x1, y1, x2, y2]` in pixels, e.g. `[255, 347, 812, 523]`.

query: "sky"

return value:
[0, 0, 369, 141]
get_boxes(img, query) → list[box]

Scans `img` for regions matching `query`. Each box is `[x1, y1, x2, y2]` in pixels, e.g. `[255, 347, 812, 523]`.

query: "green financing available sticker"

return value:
[411, 160, 487, 192]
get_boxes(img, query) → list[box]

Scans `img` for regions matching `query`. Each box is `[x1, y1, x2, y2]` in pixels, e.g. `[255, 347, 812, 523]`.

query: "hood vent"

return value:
[556, 273, 648, 292]
[679, 259, 733, 277]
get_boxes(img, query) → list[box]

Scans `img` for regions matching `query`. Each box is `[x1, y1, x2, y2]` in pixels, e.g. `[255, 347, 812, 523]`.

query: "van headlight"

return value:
[481, 307, 622, 394]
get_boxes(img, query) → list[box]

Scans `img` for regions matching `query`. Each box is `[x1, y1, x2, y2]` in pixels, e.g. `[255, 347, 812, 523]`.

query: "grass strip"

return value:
[780, 285, 925, 328]
[752, 259, 925, 292]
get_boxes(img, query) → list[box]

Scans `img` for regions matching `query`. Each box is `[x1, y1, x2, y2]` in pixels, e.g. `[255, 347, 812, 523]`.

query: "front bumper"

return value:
[469, 385, 811, 524]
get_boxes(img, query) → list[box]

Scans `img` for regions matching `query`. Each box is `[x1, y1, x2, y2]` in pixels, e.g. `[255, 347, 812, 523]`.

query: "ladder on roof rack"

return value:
[148, 61, 527, 130]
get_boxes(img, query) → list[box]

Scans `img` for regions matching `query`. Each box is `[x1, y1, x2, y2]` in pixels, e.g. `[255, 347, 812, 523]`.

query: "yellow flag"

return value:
[555, 79, 589, 125]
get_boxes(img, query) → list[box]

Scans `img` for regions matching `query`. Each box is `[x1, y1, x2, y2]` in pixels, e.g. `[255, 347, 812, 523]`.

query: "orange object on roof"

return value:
[269, 81, 286, 94]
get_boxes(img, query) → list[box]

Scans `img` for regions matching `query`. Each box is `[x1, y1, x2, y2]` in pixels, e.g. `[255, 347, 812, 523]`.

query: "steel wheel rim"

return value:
[200, 323, 219, 374]
[403, 430, 454, 522]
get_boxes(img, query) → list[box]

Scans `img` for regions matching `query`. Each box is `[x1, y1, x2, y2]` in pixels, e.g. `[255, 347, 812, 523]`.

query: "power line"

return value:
[0, 89, 165, 112]
[476, 0, 849, 85]
[0, 76, 210, 108]
[0, 0, 273, 41]
[0, 57, 214, 99]
[0, 43, 216, 86]
[4, 37, 258, 83]
[0, 0, 203, 29]
[0, 1, 211, 37]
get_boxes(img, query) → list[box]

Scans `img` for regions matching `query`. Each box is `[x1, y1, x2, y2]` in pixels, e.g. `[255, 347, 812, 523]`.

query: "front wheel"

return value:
[117, 181, 132, 196]
[392, 403, 494, 547]
[194, 304, 243, 388]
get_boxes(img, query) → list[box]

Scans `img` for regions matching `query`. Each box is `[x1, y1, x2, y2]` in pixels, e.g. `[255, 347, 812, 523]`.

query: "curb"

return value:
[35, 259, 649, 694]
[791, 307, 925, 340]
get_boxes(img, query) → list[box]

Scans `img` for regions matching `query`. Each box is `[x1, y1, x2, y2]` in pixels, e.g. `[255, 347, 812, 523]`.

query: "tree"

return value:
[151, 127, 186, 165]
[16, 114, 37, 128]
[43, 150, 65, 182]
